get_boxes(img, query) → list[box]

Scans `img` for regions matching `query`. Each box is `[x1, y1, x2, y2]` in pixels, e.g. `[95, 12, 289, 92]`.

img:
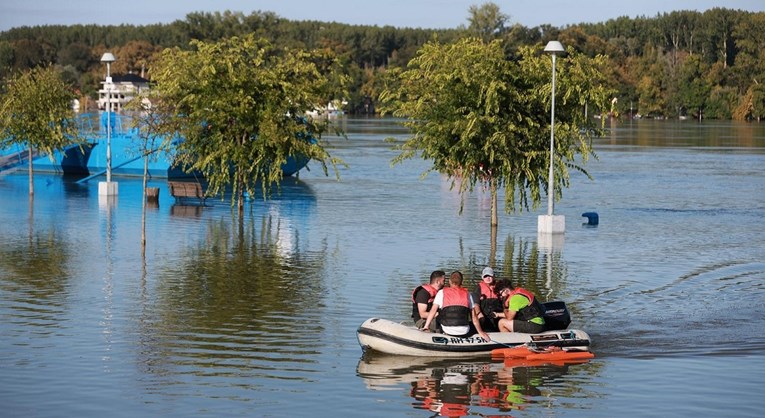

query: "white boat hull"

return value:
[357, 318, 591, 357]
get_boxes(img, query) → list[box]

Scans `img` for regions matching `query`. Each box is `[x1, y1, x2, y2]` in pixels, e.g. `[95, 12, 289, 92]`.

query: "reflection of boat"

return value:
[0, 112, 310, 179]
[357, 352, 493, 390]
[357, 318, 591, 357]
[357, 351, 579, 416]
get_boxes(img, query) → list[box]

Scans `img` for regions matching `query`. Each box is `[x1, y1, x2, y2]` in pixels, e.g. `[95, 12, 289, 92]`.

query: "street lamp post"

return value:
[99, 52, 118, 197]
[538, 41, 565, 235]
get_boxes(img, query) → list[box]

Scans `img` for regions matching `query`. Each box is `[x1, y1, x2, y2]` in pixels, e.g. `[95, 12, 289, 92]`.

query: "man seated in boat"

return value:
[412, 270, 446, 331]
[421, 271, 490, 342]
[493, 279, 546, 334]
[473, 266, 505, 332]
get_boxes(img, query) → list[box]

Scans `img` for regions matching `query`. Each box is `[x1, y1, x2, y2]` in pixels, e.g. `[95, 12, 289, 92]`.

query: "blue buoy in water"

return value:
[582, 212, 599, 226]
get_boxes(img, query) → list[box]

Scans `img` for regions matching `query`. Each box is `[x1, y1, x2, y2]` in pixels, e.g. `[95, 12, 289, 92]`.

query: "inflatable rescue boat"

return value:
[357, 318, 591, 357]
[357, 301, 592, 357]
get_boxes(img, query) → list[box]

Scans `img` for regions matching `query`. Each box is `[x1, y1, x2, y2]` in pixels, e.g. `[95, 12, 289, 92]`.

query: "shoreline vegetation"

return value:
[0, 5, 763, 121]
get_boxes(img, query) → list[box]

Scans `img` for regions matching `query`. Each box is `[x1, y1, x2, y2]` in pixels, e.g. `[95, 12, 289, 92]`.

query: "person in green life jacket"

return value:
[493, 279, 546, 333]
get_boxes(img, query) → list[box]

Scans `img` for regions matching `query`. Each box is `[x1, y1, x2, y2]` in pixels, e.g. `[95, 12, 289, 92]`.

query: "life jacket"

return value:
[477, 281, 503, 316]
[439, 287, 471, 327]
[478, 281, 499, 299]
[508, 287, 545, 322]
[411, 284, 438, 319]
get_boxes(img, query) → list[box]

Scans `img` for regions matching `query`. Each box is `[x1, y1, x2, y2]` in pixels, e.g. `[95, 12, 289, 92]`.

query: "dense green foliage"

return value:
[0, 66, 80, 194]
[149, 35, 341, 214]
[0, 11, 456, 111]
[380, 38, 612, 224]
[0, 7, 762, 119]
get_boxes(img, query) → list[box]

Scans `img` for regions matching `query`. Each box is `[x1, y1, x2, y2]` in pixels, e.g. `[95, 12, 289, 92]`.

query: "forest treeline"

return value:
[1, 7, 763, 120]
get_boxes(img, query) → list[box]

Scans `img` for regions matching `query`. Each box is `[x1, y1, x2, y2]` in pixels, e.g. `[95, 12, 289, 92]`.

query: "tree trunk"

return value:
[28, 193, 34, 245]
[141, 151, 148, 252]
[490, 180, 498, 228]
[28, 147, 34, 196]
[237, 175, 245, 220]
[489, 223, 497, 267]
[489, 180, 498, 265]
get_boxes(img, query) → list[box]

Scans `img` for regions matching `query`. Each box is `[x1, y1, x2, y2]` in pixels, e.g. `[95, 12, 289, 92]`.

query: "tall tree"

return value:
[149, 35, 342, 215]
[731, 12, 765, 94]
[703, 8, 739, 68]
[467, 2, 509, 41]
[379, 38, 612, 232]
[677, 54, 711, 119]
[0, 65, 81, 195]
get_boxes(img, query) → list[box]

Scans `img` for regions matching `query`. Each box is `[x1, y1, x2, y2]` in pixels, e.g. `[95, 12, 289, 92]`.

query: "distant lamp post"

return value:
[99, 52, 118, 197]
[538, 40, 565, 235]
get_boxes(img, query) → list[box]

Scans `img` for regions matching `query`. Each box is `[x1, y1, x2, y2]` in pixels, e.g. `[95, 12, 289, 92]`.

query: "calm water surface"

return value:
[1, 118, 764, 417]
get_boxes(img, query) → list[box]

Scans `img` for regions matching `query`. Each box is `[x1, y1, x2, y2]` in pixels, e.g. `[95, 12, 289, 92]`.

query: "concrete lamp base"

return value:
[98, 181, 119, 196]
[538, 214, 565, 234]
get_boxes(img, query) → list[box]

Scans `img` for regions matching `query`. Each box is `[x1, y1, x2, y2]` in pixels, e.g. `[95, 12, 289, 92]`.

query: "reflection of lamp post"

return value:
[538, 41, 565, 235]
[99, 52, 118, 196]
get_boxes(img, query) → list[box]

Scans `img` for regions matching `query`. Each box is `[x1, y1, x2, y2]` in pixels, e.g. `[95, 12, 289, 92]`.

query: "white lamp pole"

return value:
[538, 41, 565, 235]
[99, 52, 118, 196]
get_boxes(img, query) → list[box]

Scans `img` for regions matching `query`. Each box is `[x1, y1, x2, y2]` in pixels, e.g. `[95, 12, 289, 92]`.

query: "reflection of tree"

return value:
[172, 215, 326, 319]
[499, 235, 567, 302]
[451, 236, 567, 303]
[142, 215, 328, 377]
[0, 228, 71, 311]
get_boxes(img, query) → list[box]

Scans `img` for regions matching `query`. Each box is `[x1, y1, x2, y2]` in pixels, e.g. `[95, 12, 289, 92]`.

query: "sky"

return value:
[1, 0, 764, 32]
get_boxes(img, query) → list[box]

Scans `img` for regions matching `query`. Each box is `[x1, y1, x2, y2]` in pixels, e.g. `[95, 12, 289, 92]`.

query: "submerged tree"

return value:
[149, 34, 342, 215]
[379, 37, 613, 231]
[0, 65, 81, 195]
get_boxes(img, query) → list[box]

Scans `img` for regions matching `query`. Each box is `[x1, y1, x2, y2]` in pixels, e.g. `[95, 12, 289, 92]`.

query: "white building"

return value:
[97, 73, 150, 112]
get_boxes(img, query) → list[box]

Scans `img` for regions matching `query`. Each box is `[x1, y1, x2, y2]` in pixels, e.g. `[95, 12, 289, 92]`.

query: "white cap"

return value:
[481, 267, 495, 277]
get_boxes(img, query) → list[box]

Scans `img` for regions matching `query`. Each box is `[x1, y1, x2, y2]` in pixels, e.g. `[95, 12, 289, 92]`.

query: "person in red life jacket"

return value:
[422, 271, 490, 342]
[413, 270, 446, 331]
[493, 279, 546, 333]
[473, 266, 505, 332]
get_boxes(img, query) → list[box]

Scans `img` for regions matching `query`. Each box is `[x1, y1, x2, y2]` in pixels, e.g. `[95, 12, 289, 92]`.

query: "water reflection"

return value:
[1, 117, 763, 416]
[170, 204, 204, 217]
[139, 212, 330, 383]
[602, 119, 765, 148]
[169, 177, 317, 258]
[61, 176, 91, 199]
[495, 236, 568, 304]
[0, 228, 71, 310]
[99, 195, 116, 369]
[357, 352, 598, 416]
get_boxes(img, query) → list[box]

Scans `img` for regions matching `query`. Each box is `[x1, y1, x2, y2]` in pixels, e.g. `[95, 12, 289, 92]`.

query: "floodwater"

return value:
[1, 117, 764, 417]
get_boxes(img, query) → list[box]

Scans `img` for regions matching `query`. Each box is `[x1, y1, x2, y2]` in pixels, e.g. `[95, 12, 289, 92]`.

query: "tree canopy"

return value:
[0, 65, 80, 194]
[1, 5, 763, 119]
[149, 34, 342, 214]
[379, 38, 613, 227]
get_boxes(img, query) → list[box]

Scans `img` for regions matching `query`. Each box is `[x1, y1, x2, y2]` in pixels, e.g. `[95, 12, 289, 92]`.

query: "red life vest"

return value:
[478, 281, 499, 299]
[442, 286, 470, 307]
[412, 284, 438, 303]
[477, 281, 503, 318]
[411, 284, 438, 320]
[508, 287, 535, 303]
[439, 287, 471, 327]
[507, 287, 545, 322]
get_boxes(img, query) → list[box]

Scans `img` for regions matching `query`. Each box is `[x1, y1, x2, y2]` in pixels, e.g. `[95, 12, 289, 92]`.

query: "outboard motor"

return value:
[542, 301, 571, 331]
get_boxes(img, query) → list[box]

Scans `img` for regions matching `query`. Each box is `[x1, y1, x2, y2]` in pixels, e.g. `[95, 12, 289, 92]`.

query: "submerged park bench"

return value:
[168, 180, 206, 205]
